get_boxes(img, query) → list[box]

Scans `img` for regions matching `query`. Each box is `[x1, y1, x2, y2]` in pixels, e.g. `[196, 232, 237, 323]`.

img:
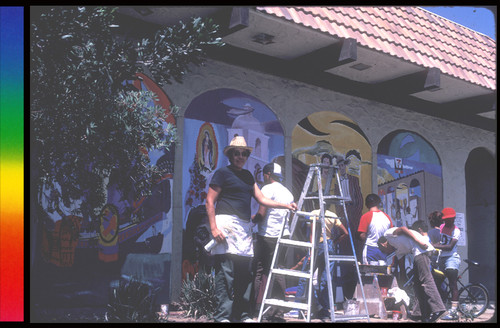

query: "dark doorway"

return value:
[465, 147, 496, 302]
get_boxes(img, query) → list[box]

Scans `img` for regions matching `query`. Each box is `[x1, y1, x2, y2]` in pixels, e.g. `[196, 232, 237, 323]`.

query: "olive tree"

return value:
[30, 6, 223, 218]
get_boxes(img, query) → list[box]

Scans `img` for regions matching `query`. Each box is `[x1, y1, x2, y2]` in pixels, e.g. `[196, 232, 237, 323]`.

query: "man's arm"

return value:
[206, 185, 225, 243]
[392, 226, 428, 250]
[432, 238, 458, 251]
[252, 204, 267, 223]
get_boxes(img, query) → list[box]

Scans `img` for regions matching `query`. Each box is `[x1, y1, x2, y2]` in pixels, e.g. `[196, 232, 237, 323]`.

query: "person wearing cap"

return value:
[431, 207, 461, 320]
[206, 136, 297, 323]
[251, 162, 294, 322]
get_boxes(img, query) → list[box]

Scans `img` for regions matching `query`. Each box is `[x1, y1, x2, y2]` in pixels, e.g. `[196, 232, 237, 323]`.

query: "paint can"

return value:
[392, 310, 401, 320]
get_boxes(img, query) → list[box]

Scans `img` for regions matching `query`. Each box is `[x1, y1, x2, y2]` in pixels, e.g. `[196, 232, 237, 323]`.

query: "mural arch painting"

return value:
[182, 88, 284, 279]
[377, 130, 442, 229]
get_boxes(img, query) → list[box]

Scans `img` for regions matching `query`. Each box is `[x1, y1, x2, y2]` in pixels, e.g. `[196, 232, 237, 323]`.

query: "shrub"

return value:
[179, 268, 217, 319]
[105, 277, 160, 322]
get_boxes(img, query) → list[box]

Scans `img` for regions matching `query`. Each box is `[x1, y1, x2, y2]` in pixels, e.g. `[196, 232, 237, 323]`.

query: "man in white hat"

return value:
[206, 136, 297, 323]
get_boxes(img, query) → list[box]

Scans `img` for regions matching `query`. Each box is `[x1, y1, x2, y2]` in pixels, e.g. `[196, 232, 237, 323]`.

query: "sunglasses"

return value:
[233, 150, 249, 157]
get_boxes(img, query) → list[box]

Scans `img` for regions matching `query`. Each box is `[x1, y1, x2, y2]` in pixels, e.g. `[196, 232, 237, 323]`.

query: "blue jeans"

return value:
[317, 240, 337, 311]
[295, 240, 337, 311]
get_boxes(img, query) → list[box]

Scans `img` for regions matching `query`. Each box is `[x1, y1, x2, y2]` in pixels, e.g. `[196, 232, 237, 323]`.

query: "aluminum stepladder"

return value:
[257, 163, 370, 322]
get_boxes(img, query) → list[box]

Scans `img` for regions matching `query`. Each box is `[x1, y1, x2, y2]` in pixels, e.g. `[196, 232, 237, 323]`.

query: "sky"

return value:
[421, 6, 496, 40]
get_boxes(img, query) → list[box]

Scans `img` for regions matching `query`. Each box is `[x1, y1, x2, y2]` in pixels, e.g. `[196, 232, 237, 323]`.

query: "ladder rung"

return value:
[263, 298, 309, 311]
[271, 268, 311, 279]
[328, 255, 358, 262]
[294, 211, 337, 218]
[279, 239, 313, 248]
[333, 314, 369, 321]
[323, 195, 351, 201]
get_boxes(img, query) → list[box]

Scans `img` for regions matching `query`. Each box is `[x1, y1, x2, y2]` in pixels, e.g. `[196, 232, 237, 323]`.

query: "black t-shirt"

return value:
[209, 165, 255, 221]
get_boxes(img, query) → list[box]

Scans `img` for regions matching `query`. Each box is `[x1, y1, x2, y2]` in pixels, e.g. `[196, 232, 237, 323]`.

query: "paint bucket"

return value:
[380, 287, 388, 297]
[392, 310, 401, 320]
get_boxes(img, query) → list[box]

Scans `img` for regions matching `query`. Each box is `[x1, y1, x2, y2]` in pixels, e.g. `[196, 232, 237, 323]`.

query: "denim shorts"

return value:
[438, 252, 461, 271]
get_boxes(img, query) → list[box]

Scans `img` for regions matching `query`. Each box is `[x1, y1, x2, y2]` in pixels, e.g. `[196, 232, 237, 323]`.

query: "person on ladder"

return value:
[252, 162, 294, 322]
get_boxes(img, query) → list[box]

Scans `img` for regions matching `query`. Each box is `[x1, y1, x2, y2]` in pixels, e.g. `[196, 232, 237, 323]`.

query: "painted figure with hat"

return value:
[205, 136, 297, 323]
[431, 207, 461, 320]
[333, 154, 364, 300]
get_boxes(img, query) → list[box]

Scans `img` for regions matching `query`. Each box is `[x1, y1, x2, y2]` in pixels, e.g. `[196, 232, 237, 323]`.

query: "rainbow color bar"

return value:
[0, 6, 24, 322]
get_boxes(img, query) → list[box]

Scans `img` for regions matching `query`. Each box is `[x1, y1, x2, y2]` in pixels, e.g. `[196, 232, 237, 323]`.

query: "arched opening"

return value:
[465, 147, 496, 301]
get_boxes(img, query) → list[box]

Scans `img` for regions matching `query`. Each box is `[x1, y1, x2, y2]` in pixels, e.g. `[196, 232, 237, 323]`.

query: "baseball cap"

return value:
[263, 162, 283, 181]
[441, 207, 456, 219]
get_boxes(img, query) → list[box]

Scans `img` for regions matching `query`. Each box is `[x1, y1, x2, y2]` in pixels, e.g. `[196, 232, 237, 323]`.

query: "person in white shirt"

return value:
[378, 222, 446, 323]
[252, 163, 294, 322]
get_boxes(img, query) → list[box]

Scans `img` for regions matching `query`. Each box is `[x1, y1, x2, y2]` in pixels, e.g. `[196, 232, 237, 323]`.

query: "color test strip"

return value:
[0, 6, 24, 322]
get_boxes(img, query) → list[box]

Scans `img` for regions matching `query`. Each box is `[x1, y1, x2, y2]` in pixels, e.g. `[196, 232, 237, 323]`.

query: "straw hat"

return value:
[223, 136, 253, 157]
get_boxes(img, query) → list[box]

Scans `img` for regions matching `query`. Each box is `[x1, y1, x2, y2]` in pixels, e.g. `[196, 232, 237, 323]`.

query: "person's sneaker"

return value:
[440, 309, 458, 320]
[427, 310, 446, 322]
[242, 318, 256, 323]
[219, 319, 231, 323]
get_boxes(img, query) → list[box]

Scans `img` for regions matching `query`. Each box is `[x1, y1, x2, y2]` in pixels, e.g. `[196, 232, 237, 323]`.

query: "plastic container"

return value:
[343, 299, 360, 315]
[392, 310, 401, 320]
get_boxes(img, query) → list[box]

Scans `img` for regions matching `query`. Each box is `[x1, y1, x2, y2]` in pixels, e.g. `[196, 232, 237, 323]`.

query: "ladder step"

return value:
[295, 210, 339, 218]
[271, 268, 311, 279]
[323, 195, 351, 201]
[333, 314, 369, 321]
[263, 298, 309, 311]
[279, 239, 313, 248]
[328, 255, 358, 262]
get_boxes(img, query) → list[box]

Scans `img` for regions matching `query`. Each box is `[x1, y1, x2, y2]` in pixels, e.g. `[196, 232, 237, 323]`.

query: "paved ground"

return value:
[30, 302, 496, 323]
[163, 302, 496, 323]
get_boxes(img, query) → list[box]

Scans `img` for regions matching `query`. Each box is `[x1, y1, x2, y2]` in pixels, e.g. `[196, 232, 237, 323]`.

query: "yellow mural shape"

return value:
[292, 111, 372, 212]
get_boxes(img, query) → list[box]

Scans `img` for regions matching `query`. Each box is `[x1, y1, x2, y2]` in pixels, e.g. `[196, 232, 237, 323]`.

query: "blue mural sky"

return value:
[378, 154, 442, 180]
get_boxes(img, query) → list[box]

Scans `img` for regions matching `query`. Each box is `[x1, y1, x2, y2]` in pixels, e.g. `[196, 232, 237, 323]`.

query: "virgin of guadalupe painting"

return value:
[196, 122, 218, 173]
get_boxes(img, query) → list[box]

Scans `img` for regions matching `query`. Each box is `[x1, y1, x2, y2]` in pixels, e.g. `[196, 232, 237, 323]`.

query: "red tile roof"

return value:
[257, 6, 496, 90]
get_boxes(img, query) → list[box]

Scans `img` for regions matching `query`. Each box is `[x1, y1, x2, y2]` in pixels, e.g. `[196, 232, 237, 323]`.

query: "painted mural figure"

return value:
[202, 130, 214, 171]
[333, 155, 364, 300]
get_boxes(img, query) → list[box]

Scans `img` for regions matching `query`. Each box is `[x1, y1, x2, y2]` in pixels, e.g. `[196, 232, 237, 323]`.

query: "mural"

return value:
[291, 111, 372, 214]
[182, 88, 284, 279]
[291, 110, 372, 301]
[39, 73, 175, 267]
[377, 130, 443, 228]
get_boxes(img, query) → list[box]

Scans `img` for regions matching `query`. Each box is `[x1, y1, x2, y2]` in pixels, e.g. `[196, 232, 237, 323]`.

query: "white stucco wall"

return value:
[165, 59, 495, 300]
